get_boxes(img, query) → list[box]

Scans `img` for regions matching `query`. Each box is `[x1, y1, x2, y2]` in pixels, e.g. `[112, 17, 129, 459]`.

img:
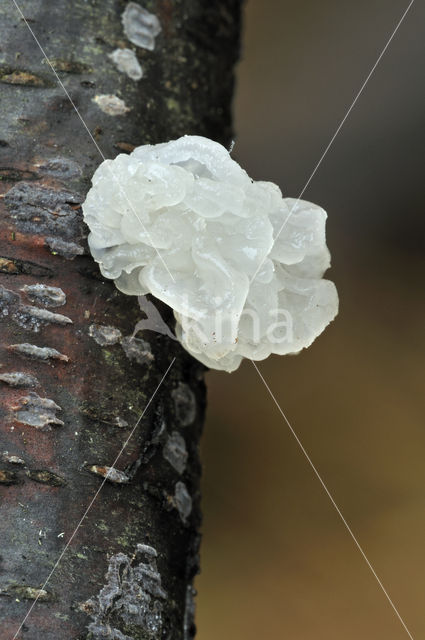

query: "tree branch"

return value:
[0, 1, 242, 638]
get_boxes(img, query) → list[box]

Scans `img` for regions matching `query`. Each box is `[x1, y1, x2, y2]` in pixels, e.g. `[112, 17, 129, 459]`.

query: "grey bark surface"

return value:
[0, 1, 242, 638]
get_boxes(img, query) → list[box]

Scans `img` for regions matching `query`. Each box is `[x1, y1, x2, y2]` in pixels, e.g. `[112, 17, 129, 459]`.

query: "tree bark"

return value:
[0, 1, 242, 638]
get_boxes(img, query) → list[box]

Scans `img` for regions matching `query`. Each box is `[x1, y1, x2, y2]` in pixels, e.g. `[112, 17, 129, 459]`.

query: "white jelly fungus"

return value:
[122, 2, 161, 51]
[82, 135, 338, 372]
[108, 48, 143, 81]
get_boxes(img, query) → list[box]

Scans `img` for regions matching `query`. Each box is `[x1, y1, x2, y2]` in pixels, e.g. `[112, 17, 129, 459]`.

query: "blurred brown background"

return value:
[196, 1, 425, 639]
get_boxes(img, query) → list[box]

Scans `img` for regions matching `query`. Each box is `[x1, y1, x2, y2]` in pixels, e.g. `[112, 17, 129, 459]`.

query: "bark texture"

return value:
[0, 1, 242, 638]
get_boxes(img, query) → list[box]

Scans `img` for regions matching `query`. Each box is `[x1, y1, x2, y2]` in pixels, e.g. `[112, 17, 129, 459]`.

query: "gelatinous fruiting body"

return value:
[83, 136, 338, 372]
[121, 2, 161, 51]
[108, 48, 143, 81]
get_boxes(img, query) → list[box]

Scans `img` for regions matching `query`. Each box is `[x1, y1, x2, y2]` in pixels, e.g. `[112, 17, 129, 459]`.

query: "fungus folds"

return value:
[83, 136, 338, 371]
